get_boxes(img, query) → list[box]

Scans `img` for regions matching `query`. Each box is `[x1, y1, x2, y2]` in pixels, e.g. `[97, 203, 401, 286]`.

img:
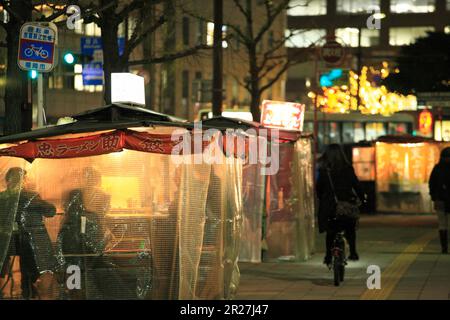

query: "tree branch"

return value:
[255, 0, 290, 44]
[127, 44, 211, 66]
[117, 0, 145, 20]
[259, 61, 291, 94]
[232, 0, 250, 19]
[125, 13, 166, 58]
[0, 0, 25, 24]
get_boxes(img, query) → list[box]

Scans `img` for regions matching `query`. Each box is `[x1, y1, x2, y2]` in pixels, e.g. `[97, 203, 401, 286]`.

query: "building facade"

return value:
[0, 1, 287, 129]
[285, 0, 450, 145]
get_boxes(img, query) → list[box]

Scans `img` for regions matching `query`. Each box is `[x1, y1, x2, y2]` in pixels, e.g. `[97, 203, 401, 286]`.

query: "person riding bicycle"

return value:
[316, 144, 366, 265]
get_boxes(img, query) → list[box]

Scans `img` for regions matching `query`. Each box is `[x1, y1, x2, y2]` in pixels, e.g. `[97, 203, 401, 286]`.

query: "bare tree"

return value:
[226, 0, 307, 120]
[0, 0, 68, 134]
[0, 0, 32, 135]
[78, 0, 210, 104]
[184, 0, 306, 121]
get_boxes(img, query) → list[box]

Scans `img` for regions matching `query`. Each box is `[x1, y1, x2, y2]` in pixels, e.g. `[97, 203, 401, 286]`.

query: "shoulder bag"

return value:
[326, 169, 361, 220]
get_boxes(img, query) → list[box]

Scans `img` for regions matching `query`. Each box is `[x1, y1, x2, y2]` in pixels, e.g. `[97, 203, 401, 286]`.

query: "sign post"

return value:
[37, 73, 44, 127]
[260, 100, 305, 131]
[18, 22, 57, 128]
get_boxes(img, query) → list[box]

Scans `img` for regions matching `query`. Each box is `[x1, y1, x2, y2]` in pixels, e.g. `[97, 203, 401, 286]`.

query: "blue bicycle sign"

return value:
[18, 22, 57, 72]
[24, 44, 50, 59]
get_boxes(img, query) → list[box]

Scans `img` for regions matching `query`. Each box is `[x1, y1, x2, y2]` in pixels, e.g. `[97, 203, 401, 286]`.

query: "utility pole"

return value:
[212, 0, 223, 116]
[356, 27, 362, 111]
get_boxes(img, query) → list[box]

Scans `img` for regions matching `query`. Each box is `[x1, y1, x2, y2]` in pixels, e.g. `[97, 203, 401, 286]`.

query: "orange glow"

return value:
[260, 100, 305, 131]
[419, 109, 433, 136]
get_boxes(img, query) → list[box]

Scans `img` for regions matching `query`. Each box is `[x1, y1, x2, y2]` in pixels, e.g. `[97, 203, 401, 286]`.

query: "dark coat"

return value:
[429, 162, 450, 212]
[56, 209, 105, 269]
[14, 190, 57, 276]
[316, 165, 365, 233]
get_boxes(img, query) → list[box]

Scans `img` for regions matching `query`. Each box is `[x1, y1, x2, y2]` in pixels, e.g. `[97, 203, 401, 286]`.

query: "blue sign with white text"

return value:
[80, 37, 125, 85]
[82, 62, 103, 86]
[81, 37, 126, 57]
[18, 23, 57, 72]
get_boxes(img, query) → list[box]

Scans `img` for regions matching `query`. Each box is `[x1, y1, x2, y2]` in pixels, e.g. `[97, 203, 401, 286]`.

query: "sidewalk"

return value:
[236, 214, 450, 300]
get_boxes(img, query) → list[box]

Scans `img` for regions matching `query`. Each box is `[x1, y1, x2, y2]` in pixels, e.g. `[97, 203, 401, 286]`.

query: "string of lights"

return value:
[308, 62, 417, 116]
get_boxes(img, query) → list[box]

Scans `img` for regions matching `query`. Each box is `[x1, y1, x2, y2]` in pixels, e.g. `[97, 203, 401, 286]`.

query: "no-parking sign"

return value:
[18, 22, 58, 72]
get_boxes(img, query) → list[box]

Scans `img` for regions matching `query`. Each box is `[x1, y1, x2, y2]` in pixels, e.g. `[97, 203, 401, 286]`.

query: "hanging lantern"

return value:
[418, 109, 433, 136]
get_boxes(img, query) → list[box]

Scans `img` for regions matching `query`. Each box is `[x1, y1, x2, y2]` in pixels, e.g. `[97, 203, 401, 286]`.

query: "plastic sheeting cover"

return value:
[0, 134, 243, 300]
[264, 137, 315, 262]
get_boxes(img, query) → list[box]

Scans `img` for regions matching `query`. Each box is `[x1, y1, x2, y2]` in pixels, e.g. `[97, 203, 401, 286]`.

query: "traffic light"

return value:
[28, 69, 38, 80]
[63, 52, 75, 64]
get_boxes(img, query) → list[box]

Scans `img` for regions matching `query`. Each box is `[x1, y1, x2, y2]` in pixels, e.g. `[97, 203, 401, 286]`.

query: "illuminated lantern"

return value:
[418, 109, 433, 136]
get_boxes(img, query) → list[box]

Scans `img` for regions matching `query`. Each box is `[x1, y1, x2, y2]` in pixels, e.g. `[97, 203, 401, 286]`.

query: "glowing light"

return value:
[373, 12, 386, 19]
[64, 53, 75, 64]
[29, 70, 38, 79]
[307, 91, 316, 99]
[309, 62, 417, 116]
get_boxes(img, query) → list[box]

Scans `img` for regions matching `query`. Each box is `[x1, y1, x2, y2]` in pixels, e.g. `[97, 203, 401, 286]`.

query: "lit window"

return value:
[337, 0, 380, 13]
[288, 0, 326, 16]
[366, 122, 386, 141]
[75, 20, 101, 36]
[389, 27, 434, 46]
[336, 28, 380, 47]
[390, 0, 435, 13]
[74, 74, 84, 91]
[445, 26, 450, 34]
[74, 64, 83, 74]
[206, 22, 227, 48]
[285, 29, 326, 48]
[74, 64, 84, 91]
[74, 64, 103, 92]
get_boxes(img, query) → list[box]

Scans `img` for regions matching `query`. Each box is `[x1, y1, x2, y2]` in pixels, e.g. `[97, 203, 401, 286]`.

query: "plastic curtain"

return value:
[264, 137, 315, 262]
[0, 132, 244, 300]
[375, 142, 450, 213]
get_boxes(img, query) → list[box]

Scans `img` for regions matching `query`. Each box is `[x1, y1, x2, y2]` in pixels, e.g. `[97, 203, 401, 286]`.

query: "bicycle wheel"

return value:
[24, 48, 33, 57]
[333, 260, 340, 286]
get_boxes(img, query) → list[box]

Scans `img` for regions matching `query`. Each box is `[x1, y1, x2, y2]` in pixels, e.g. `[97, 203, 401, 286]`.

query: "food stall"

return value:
[0, 104, 243, 300]
[201, 114, 316, 263]
[201, 117, 266, 263]
[263, 132, 315, 262]
[375, 135, 450, 213]
[260, 100, 315, 262]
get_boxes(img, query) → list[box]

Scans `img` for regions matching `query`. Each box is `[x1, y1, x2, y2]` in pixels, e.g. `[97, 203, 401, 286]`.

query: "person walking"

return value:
[0, 167, 57, 299]
[316, 144, 365, 265]
[429, 147, 450, 254]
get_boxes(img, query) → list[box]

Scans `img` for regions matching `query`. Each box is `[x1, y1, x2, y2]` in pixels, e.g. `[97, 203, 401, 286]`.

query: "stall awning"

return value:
[376, 134, 436, 144]
[199, 116, 310, 143]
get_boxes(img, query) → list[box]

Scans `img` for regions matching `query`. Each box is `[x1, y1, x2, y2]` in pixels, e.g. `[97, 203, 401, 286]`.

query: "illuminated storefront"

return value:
[375, 136, 450, 213]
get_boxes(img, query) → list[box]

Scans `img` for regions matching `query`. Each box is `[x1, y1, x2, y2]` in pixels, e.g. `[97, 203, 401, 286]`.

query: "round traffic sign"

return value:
[320, 39, 345, 66]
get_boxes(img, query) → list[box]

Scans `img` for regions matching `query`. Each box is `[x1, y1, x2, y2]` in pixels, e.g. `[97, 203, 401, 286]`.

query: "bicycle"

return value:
[330, 229, 347, 287]
[24, 45, 49, 59]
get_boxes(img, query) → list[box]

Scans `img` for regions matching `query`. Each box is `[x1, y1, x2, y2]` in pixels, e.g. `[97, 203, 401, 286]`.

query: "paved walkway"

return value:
[236, 214, 450, 300]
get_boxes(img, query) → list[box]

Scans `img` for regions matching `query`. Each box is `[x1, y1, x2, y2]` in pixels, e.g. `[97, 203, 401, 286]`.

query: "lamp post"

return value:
[212, 0, 223, 116]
